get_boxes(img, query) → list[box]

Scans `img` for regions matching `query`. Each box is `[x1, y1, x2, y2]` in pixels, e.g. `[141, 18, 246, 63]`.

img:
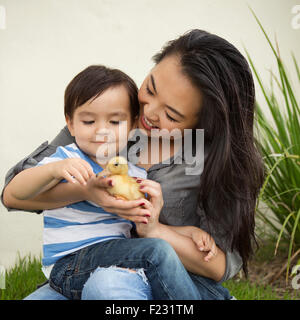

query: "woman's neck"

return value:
[137, 137, 176, 170]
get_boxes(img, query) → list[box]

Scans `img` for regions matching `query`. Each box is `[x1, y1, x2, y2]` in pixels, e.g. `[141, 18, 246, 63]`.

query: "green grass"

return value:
[0, 255, 46, 300]
[223, 279, 293, 300]
[1, 254, 299, 300]
[246, 8, 300, 282]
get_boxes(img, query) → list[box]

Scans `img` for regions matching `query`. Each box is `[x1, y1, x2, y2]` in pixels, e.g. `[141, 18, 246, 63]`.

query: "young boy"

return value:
[8, 65, 148, 278]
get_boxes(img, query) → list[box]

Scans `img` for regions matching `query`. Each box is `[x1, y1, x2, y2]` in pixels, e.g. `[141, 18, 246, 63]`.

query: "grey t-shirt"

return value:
[1, 126, 242, 283]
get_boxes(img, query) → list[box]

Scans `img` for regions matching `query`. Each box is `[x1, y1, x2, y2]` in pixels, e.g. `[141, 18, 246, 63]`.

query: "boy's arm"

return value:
[6, 163, 60, 200]
[1, 126, 75, 213]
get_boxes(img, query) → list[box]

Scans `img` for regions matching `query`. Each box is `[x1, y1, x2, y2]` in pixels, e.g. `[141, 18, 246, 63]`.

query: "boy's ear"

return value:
[65, 116, 75, 137]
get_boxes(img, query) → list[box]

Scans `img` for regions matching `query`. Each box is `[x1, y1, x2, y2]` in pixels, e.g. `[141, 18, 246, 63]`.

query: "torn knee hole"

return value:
[114, 267, 137, 273]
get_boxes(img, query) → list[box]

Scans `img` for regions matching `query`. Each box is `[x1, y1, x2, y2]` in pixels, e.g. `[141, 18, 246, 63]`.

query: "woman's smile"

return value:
[140, 114, 159, 131]
[137, 56, 203, 137]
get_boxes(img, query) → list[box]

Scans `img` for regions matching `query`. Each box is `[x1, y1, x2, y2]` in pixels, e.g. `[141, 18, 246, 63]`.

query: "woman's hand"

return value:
[134, 178, 164, 238]
[191, 228, 218, 262]
[81, 175, 151, 224]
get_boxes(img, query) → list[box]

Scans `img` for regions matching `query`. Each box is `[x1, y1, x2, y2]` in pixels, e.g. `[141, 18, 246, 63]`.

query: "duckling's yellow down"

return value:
[105, 156, 145, 201]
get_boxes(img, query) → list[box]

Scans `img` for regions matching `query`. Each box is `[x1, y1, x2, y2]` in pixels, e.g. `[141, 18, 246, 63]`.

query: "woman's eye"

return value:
[146, 85, 154, 96]
[82, 120, 94, 125]
[166, 112, 178, 122]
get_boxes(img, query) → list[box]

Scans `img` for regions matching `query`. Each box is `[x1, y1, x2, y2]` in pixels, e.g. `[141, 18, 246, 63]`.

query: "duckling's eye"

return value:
[114, 163, 119, 167]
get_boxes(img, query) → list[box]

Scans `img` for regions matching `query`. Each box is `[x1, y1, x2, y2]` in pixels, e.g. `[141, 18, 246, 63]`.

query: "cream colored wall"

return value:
[0, 0, 299, 269]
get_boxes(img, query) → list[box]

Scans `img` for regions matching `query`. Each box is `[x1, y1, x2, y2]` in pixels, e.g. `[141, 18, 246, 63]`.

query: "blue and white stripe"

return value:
[37, 143, 147, 269]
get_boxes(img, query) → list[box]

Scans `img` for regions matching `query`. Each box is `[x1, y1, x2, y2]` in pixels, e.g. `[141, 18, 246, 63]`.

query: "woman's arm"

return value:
[135, 179, 226, 282]
[146, 223, 226, 282]
[167, 225, 196, 238]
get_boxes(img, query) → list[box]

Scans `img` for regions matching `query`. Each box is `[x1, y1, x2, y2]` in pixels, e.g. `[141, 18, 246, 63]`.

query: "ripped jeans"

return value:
[49, 238, 231, 300]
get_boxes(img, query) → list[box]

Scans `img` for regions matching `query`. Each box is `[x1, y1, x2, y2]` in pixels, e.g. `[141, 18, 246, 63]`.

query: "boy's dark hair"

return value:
[64, 65, 140, 121]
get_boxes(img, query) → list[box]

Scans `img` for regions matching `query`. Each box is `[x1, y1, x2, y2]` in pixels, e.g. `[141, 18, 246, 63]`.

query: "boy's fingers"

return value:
[75, 162, 93, 181]
[69, 166, 87, 185]
[81, 161, 94, 178]
[63, 170, 77, 184]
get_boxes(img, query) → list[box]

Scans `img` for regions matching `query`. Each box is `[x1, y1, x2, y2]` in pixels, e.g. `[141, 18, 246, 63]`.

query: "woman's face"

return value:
[137, 55, 203, 137]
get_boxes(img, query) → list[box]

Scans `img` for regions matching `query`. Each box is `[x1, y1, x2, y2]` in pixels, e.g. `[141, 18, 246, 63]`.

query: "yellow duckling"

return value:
[100, 156, 145, 201]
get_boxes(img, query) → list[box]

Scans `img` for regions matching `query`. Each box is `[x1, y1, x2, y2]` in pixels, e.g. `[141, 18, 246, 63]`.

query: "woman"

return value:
[2, 29, 264, 300]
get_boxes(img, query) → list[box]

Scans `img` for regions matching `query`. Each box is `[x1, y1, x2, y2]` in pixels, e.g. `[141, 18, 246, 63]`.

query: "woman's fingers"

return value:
[196, 239, 205, 252]
[135, 178, 161, 190]
[105, 197, 148, 210]
[94, 176, 115, 188]
[138, 185, 161, 200]
[101, 195, 152, 217]
[116, 213, 149, 224]
[102, 205, 151, 224]
[204, 249, 217, 262]
[204, 239, 218, 262]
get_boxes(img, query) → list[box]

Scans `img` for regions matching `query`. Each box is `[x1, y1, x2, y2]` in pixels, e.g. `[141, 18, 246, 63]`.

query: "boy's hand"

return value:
[51, 158, 95, 185]
[191, 229, 218, 262]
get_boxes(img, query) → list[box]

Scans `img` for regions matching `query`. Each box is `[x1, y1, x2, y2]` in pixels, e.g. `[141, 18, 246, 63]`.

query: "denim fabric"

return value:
[81, 267, 153, 300]
[24, 283, 68, 300]
[49, 238, 231, 300]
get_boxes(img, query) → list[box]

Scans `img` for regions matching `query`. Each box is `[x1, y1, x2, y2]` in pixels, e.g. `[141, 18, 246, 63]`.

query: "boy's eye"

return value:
[82, 120, 94, 125]
[110, 120, 120, 125]
[146, 85, 154, 96]
[165, 112, 178, 123]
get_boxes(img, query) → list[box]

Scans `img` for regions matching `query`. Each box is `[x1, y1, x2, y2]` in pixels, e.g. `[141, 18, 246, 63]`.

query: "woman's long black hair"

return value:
[153, 30, 265, 275]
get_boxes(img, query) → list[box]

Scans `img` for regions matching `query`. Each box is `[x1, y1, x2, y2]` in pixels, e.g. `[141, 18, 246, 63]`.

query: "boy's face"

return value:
[66, 85, 136, 164]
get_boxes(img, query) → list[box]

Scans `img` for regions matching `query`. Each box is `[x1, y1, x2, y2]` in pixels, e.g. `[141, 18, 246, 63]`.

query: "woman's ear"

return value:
[65, 116, 75, 137]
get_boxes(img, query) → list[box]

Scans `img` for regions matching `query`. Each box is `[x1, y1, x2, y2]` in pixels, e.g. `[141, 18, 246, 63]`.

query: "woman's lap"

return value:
[24, 267, 153, 300]
[24, 268, 231, 300]
[24, 240, 231, 300]
[49, 238, 204, 299]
